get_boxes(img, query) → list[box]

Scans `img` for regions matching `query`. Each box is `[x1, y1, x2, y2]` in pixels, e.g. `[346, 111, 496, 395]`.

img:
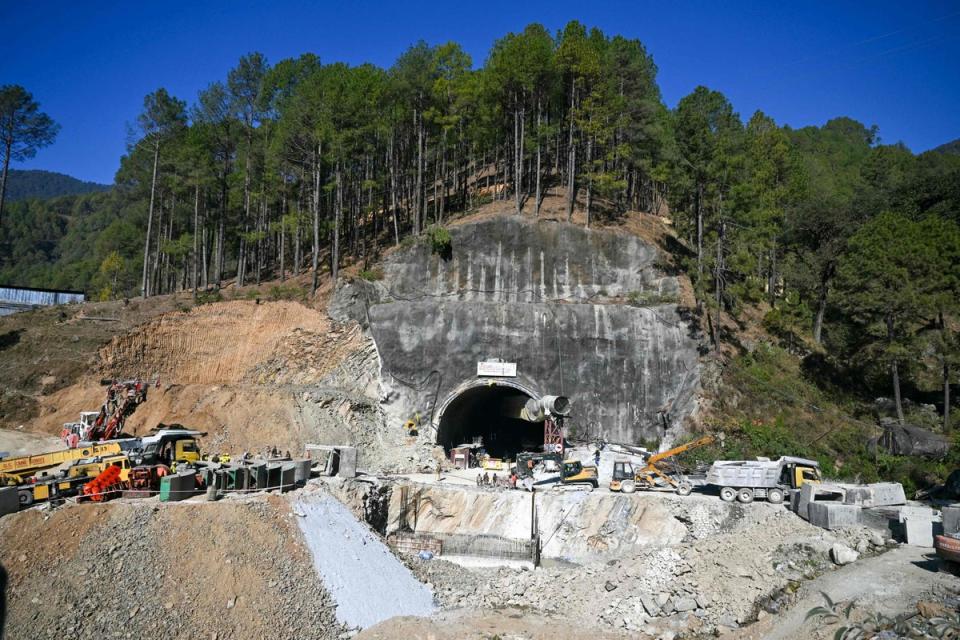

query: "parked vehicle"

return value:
[706, 456, 821, 504]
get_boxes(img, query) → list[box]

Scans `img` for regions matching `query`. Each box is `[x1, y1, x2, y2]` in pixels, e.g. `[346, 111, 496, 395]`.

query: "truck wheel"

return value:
[621, 480, 636, 494]
[719, 487, 736, 502]
[677, 481, 693, 496]
[767, 488, 785, 504]
[18, 489, 33, 507]
[737, 488, 755, 504]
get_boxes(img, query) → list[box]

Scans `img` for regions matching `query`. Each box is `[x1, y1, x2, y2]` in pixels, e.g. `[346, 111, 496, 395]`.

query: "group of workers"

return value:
[476, 470, 519, 489]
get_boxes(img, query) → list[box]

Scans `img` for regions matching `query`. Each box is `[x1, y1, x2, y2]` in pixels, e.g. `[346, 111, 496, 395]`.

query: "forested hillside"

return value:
[933, 138, 960, 155]
[4, 169, 110, 202]
[1, 20, 959, 450]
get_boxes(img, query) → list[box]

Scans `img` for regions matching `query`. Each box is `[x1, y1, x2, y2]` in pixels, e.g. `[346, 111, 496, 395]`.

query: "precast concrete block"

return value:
[899, 506, 935, 547]
[337, 447, 358, 478]
[234, 466, 251, 491]
[808, 502, 861, 530]
[294, 459, 312, 486]
[942, 505, 960, 534]
[898, 505, 935, 523]
[199, 468, 215, 488]
[903, 517, 935, 547]
[250, 463, 267, 490]
[215, 470, 229, 494]
[266, 464, 282, 490]
[0, 486, 19, 516]
[797, 483, 816, 520]
[843, 483, 906, 508]
[280, 463, 296, 492]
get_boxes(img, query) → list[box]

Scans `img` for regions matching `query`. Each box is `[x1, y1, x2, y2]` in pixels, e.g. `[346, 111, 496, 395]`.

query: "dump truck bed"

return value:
[706, 460, 780, 488]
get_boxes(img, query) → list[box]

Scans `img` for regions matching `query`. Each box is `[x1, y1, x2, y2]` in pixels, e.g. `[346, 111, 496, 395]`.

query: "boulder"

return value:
[872, 419, 950, 458]
[674, 597, 698, 612]
[829, 544, 859, 566]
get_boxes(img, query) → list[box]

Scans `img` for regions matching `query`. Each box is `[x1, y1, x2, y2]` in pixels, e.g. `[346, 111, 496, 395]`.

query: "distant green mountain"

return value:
[931, 139, 960, 156]
[4, 169, 110, 202]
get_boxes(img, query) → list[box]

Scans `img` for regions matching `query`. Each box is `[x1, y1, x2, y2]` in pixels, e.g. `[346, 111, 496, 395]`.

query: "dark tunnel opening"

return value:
[437, 385, 543, 459]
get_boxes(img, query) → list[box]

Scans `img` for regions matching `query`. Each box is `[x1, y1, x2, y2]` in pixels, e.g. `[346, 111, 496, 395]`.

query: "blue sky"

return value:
[2, 1, 959, 184]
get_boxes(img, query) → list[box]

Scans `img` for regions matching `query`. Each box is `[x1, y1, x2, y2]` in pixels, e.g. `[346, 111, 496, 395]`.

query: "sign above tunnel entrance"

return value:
[477, 361, 517, 377]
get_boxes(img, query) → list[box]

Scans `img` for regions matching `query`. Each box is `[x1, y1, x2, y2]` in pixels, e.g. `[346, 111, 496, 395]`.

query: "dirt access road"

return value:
[733, 545, 960, 639]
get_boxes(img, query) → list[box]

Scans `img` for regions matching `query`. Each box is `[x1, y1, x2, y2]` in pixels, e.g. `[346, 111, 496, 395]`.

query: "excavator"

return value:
[609, 434, 718, 496]
[515, 451, 599, 490]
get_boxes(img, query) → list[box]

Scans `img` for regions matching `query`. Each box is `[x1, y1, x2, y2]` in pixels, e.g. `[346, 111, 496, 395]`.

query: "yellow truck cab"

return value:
[131, 428, 205, 467]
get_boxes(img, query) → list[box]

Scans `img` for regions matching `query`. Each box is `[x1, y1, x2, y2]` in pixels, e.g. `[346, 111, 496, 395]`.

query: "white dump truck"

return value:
[706, 456, 821, 504]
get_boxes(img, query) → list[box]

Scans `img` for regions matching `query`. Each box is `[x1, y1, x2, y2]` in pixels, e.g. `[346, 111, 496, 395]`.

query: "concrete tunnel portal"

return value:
[436, 383, 544, 459]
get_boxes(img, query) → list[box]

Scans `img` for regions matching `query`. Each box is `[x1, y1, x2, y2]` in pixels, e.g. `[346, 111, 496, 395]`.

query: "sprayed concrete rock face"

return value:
[332, 215, 701, 447]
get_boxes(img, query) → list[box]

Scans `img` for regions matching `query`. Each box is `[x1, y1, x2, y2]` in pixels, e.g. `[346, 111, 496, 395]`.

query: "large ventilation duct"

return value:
[520, 395, 571, 422]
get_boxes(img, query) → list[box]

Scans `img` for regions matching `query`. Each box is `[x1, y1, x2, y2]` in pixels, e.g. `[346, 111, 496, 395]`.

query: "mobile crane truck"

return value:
[609, 434, 717, 496]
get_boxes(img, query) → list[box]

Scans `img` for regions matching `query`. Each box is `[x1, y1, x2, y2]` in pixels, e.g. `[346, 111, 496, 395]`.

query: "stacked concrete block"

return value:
[338, 447, 358, 478]
[294, 459, 312, 486]
[899, 506, 935, 547]
[0, 486, 19, 517]
[159, 471, 198, 502]
[842, 483, 906, 508]
[250, 463, 267, 490]
[266, 463, 283, 490]
[280, 463, 296, 492]
[234, 466, 251, 491]
[942, 505, 960, 535]
[808, 502, 861, 530]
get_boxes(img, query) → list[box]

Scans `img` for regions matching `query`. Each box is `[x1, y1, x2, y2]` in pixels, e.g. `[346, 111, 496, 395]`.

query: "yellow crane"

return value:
[0, 442, 123, 486]
[610, 435, 717, 496]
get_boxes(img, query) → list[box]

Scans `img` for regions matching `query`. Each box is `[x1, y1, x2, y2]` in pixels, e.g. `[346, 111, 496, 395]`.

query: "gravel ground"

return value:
[0, 496, 344, 640]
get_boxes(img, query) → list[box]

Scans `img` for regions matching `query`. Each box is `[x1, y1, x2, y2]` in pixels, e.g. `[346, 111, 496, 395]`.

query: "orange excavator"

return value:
[610, 435, 718, 496]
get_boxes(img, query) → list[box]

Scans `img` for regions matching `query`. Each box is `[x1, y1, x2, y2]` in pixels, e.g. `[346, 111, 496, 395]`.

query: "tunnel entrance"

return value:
[437, 384, 543, 459]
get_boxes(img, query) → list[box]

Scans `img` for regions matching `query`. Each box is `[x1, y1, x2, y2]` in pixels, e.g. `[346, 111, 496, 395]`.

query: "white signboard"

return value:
[477, 361, 517, 377]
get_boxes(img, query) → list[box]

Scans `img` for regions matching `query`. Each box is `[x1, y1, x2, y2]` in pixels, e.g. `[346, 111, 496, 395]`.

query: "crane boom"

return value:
[647, 435, 716, 465]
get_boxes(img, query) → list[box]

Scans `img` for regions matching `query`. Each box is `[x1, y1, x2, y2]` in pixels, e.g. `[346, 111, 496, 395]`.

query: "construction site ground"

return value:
[2, 208, 958, 639]
[5, 474, 955, 640]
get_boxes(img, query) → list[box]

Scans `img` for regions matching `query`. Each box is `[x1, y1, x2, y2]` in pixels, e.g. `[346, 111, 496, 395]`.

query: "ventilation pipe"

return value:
[520, 395, 571, 422]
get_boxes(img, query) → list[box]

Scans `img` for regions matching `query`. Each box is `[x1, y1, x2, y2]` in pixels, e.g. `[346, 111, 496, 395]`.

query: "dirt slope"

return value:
[12, 298, 385, 459]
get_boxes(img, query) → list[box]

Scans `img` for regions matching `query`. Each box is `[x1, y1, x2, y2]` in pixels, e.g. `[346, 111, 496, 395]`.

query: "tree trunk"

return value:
[566, 94, 576, 221]
[0, 140, 11, 229]
[696, 183, 704, 278]
[585, 135, 593, 228]
[390, 133, 399, 246]
[415, 108, 423, 235]
[141, 138, 160, 297]
[813, 264, 833, 344]
[332, 161, 342, 285]
[192, 183, 199, 297]
[887, 314, 905, 425]
[311, 145, 321, 295]
[941, 310, 952, 433]
[768, 244, 777, 307]
[279, 194, 286, 282]
[566, 81, 577, 221]
[535, 99, 542, 217]
[713, 219, 725, 353]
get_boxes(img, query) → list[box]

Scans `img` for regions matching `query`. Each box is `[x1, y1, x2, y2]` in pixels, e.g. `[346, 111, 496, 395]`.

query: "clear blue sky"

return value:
[2, 1, 959, 184]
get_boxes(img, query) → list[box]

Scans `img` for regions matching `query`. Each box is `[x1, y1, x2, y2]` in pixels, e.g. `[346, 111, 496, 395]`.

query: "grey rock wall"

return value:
[331, 214, 701, 446]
